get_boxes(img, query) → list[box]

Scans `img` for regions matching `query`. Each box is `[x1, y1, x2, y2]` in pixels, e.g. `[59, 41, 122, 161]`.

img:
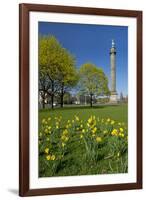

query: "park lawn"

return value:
[39, 104, 128, 177]
[39, 104, 128, 126]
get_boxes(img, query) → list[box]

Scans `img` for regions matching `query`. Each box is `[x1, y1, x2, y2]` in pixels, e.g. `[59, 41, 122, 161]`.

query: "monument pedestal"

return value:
[110, 92, 118, 103]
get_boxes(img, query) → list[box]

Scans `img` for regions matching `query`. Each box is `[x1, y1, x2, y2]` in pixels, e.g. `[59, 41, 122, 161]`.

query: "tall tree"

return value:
[39, 36, 64, 109]
[39, 35, 78, 108]
[79, 63, 109, 107]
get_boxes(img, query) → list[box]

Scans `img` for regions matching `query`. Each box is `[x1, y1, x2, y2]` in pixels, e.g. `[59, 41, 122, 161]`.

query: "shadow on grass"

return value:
[39, 104, 120, 112]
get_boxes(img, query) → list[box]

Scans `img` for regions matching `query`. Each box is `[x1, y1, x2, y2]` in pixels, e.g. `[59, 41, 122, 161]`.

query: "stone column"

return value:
[110, 40, 118, 103]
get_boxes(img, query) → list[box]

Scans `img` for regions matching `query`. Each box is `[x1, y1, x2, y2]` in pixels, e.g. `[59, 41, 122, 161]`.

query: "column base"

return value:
[110, 93, 118, 103]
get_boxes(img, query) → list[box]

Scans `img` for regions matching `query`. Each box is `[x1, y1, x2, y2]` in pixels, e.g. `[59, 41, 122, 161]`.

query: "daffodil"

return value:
[66, 125, 69, 129]
[39, 132, 42, 137]
[44, 148, 49, 154]
[117, 152, 120, 157]
[119, 132, 124, 137]
[80, 134, 83, 139]
[111, 120, 115, 125]
[103, 130, 108, 134]
[51, 155, 56, 160]
[92, 127, 97, 133]
[61, 135, 69, 142]
[96, 137, 102, 142]
[47, 117, 51, 121]
[119, 127, 124, 132]
[121, 133, 124, 137]
[46, 155, 51, 160]
[111, 129, 118, 136]
[68, 123, 72, 128]
[92, 115, 96, 120]
[82, 129, 85, 133]
[87, 123, 90, 127]
[63, 129, 68, 135]
[88, 117, 92, 124]
[44, 129, 49, 134]
[62, 143, 65, 148]
[75, 115, 79, 121]
[42, 118, 46, 124]
[107, 118, 110, 122]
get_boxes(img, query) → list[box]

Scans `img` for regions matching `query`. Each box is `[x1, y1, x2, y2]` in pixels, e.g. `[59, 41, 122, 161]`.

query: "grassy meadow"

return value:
[39, 104, 128, 177]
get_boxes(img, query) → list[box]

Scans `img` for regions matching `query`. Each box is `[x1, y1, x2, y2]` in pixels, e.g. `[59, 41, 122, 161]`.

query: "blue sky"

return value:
[39, 22, 128, 96]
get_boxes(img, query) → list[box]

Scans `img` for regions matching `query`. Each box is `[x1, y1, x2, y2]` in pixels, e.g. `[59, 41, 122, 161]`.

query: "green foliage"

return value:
[79, 63, 109, 96]
[39, 35, 78, 87]
[39, 35, 62, 79]
[39, 35, 78, 107]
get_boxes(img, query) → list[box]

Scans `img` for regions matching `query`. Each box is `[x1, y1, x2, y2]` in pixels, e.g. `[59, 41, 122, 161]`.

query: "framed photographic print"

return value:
[19, 3, 142, 196]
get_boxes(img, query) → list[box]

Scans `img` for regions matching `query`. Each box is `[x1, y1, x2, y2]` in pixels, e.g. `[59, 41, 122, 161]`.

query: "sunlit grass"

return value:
[39, 104, 128, 177]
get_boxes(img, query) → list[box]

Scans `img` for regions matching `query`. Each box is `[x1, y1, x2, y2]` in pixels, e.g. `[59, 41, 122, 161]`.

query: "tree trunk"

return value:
[42, 99, 45, 109]
[60, 84, 64, 108]
[90, 94, 93, 107]
[51, 81, 54, 109]
[41, 89, 45, 109]
[51, 95, 54, 109]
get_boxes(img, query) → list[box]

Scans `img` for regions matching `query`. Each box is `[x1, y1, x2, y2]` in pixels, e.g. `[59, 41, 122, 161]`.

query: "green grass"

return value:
[39, 104, 128, 177]
[39, 104, 128, 125]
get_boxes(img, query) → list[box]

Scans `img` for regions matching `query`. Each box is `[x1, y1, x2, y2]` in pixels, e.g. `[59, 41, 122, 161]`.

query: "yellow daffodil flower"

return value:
[92, 127, 97, 134]
[75, 115, 79, 121]
[96, 137, 102, 142]
[42, 118, 46, 124]
[80, 134, 83, 139]
[119, 127, 124, 132]
[44, 129, 49, 134]
[103, 130, 108, 134]
[47, 117, 51, 121]
[44, 148, 49, 154]
[107, 118, 110, 122]
[111, 120, 115, 125]
[111, 129, 118, 136]
[46, 155, 51, 160]
[82, 129, 85, 133]
[51, 155, 56, 161]
[62, 143, 65, 147]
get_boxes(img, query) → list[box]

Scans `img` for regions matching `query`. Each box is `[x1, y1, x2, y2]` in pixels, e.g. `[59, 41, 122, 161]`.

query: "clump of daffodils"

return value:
[46, 154, 56, 161]
[87, 115, 97, 137]
[39, 114, 128, 164]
